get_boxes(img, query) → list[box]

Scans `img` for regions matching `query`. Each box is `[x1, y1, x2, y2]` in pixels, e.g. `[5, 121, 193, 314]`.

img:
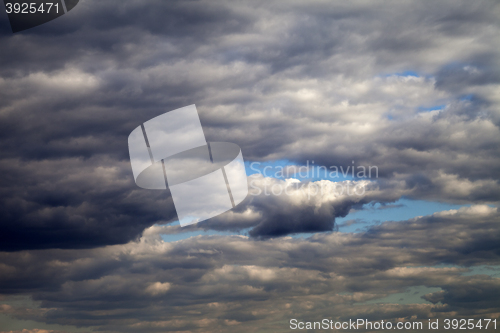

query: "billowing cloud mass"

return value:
[0, 0, 499, 332]
[0, 206, 499, 332]
[1, 0, 499, 249]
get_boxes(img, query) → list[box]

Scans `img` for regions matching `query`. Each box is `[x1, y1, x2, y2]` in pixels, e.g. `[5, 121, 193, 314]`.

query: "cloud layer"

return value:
[1, 206, 499, 332]
[1, 1, 500, 331]
[1, 0, 500, 249]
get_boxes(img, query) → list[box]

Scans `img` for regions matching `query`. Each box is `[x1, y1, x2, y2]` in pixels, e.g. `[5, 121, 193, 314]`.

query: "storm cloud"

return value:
[1, 0, 500, 248]
[0, 0, 499, 331]
[0, 206, 499, 332]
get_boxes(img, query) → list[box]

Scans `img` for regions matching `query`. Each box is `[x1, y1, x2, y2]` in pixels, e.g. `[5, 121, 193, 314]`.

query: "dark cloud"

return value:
[196, 177, 402, 238]
[0, 206, 499, 332]
[0, 157, 177, 251]
[1, 0, 500, 331]
[0, 0, 499, 247]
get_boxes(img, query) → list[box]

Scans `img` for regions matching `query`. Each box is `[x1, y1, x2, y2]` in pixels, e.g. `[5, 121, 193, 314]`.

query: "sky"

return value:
[0, 0, 499, 332]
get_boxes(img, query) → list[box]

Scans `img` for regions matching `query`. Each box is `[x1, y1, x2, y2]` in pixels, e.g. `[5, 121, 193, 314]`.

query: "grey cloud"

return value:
[1, 0, 500, 247]
[0, 157, 177, 251]
[200, 177, 404, 237]
[1, 1, 500, 332]
[0, 206, 499, 332]
[423, 277, 500, 313]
